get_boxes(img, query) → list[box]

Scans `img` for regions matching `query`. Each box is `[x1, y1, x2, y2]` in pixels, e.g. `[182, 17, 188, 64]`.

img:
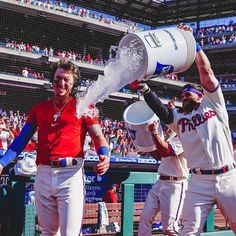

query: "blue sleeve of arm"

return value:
[0, 122, 37, 168]
[144, 90, 174, 124]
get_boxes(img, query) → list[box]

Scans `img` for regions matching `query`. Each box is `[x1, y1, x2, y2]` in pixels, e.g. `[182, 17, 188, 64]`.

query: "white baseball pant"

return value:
[34, 163, 85, 236]
[179, 169, 236, 235]
[138, 179, 188, 236]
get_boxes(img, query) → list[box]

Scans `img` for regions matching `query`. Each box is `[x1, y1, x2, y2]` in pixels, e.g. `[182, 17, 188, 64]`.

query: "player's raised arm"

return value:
[195, 48, 219, 92]
[178, 23, 218, 91]
[128, 82, 175, 124]
[148, 122, 175, 158]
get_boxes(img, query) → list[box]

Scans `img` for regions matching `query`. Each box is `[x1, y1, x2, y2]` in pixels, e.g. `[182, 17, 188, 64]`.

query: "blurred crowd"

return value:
[3, 22, 236, 85]
[0, 109, 142, 158]
[14, 0, 236, 35]
[198, 34, 236, 47]
[195, 23, 236, 47]
[219, 75, 236, 89]
[20, 67, 45, 80]
[195, 24, 236, 37]
[15, 0, 147, 32]
[1, 108, 236, 159]
[0, 110, 37, 152]
[5, 40, 107, 66]
[13, 0, 236, 42]
[1, 65, 236, 107]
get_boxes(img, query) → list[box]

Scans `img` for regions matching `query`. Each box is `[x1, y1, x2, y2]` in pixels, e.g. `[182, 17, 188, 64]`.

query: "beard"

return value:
[182, 100, 198, 112]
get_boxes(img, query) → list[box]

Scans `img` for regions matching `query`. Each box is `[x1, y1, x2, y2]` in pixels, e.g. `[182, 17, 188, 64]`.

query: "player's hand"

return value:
[178, 23, 193, 34]
[0, 164, 3, 176]
[168, 96, 176, 109]
[94, 155, 110, 175]
[148, 121, 158, 133]
[128, 80, 150, 93]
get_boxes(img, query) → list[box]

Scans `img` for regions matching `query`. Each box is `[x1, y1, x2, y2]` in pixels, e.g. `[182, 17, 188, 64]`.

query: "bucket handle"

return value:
[144, 32, 163, 48]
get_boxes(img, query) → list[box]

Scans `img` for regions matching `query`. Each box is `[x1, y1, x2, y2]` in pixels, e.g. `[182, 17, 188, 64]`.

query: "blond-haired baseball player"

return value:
[0, 59, 110, 236]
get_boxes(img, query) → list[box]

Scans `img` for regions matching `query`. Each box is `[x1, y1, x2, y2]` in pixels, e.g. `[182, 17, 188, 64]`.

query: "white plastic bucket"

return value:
[118, 27, 196, 81]
[123, 101, 164, 153]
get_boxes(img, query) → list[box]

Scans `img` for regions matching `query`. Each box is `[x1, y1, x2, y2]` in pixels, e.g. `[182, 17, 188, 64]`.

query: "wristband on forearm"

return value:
[196, 42, 202, 52]
[0, 149, 17, 168]
[97, 146, 109, 156]
[139, 83, 150, 94]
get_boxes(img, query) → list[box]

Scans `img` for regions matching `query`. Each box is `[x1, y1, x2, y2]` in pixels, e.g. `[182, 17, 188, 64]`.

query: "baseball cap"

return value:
[112, 183, 119, 187]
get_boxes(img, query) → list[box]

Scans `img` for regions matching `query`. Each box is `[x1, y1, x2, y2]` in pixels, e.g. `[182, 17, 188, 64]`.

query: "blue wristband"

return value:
[196, 42, 202, 52]
[97, 146, 109, 156]
[0, 149, 17, 168]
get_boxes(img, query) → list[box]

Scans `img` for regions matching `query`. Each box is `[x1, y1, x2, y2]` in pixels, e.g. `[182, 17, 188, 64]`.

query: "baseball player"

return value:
[0, 59, 110, 236]
[138, 24, 236, 235]
[138, 121, 188, 236]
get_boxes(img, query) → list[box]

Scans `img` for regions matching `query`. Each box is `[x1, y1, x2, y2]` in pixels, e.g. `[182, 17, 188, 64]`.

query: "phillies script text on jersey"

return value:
[178, 109, 216, 133]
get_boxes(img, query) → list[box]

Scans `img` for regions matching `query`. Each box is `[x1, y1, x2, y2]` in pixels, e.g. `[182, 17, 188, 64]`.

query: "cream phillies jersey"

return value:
[158, 135, 189, 179]
[169, 85, 234, 169]
[27, 97, 99, 165]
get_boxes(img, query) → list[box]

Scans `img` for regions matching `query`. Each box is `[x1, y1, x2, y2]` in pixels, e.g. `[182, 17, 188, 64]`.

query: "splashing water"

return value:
[76, 39, 144, 118]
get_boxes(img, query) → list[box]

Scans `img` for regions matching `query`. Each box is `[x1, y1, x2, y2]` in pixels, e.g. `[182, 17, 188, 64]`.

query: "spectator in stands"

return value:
[49, 47, 54, 57]
[26, 43, 31, 52]
[11, 123, 23, 138]
[3, 117, 9, 127]
[78, 53, 82, 62]
[113, 136, 127, 157]
[16, 110, 21, 122]
[0, 59, 110, 236]
[0, 114, 5, 126]
[22, 67, 29, 78]
[108, 129, 116, 142]
[125, 137, 139, 158]
[85, 141, 97, 156]
[0, 124, 14, 150]
[2, 111, 7, 118]
[12, 112, 19, 125]
[102, 184, 119, 203]
[85, 53, 92, 63]
[9, 110, 14, 125]
[36, 72, 45, 80]
[43, 47, 49, 56]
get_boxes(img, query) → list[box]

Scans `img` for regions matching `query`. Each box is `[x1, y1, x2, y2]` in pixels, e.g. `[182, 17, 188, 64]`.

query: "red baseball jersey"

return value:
[102, 189, 118, 203]
[27, 97, 99, 165]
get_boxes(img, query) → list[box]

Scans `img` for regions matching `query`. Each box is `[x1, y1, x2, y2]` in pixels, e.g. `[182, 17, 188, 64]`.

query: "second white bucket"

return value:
[118, 27, 196, 81]
[123, 100, 164, 153]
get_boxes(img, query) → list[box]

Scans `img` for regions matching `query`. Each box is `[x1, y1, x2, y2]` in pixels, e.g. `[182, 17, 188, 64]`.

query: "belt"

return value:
[159, 175, 183, 181]
[46, 158, 83, 168]
[191, 163, 236, 175]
